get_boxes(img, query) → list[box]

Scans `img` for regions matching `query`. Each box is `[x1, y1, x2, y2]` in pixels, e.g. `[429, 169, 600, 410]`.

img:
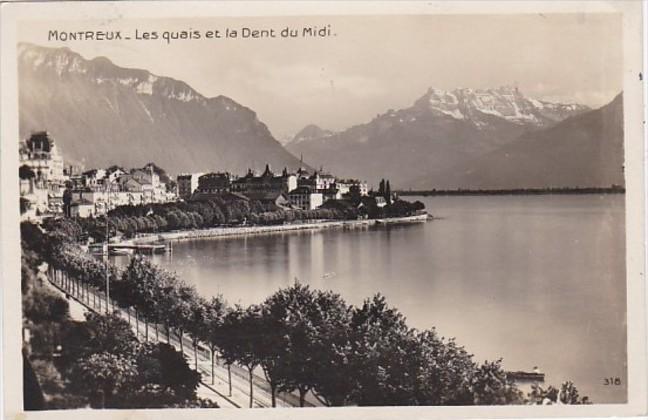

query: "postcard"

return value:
[1, 1, 646, 419]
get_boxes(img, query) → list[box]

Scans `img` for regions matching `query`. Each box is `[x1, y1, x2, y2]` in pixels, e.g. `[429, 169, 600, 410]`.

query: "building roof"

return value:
[198, 172, 232, 187]
[25, 131, 54, 153]
[232, 174, 286, 186]
[106, 166, 126, 175]
[177, 172, 203, 179]
[337, 178, 365, 184]
[261, 164, 274, 178]
[245, 191, 287, 202]
[193, 191, 250, 203]
[82, 169, 101, 177]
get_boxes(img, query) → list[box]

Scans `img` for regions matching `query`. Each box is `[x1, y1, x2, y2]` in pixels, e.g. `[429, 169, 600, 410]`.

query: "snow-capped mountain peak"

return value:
[414, 86, 588, 128]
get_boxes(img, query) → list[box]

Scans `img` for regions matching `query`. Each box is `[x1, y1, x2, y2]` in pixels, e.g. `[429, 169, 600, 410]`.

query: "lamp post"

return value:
[105, 179, 112, 314]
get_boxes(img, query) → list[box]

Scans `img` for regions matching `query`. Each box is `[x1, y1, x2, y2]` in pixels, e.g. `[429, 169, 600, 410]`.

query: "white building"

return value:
[298, 171, 336, 191]
[70, 199, 95, 218]
[19, 131, 67, 215]
[336, 179, 369, 197]
[19, 131, 66, 184]
[177, 172, 204, 200]
[288, 186, 323, 210]
[82, 169, 107, 188]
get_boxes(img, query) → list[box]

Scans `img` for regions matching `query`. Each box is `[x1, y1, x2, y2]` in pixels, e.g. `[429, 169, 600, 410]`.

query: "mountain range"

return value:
[18, 43, 304, 175]
[415, 93, 624, 190]
[19, 43, 623, 190]
[286, 86, 618, 189]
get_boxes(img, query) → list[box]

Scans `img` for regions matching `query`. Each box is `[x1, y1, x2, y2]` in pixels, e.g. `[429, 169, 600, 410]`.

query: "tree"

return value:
[260, 285, 318, 406]
[470, 360, 523, 405]
[528, 383, 558, 405]
[134, 342, 201, 406]
[558, 381, 589, 404]
[346, 185, 362, 205]
[203, 296, 227, 385]
[121, 256, 160, 341]
[413, 330, 474, 405]
[69, 352, 138, 408]
[212, 307, 236, 397]
[349, 294, 418, 405]
[527, 381, 590, 405]
[260, 285, 353, 407]
[257, 300, 291, 407]
[23, 286, 70, 325]
[167, 282, 198, 354]
[307, 290, 354, 406]
[186, 296, 208, 370]
[385, 180, 391, 204]
[151, 270, 181, 343]
[219, 305, 264, 408]
[113, 262, 141, 328]
[62, 312, 139, 361]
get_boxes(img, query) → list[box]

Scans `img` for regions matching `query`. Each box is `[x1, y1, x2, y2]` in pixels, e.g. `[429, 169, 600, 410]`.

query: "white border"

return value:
[1, 1, 646, 419]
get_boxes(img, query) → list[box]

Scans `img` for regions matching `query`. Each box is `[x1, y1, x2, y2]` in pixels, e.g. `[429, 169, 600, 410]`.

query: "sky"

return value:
[19, 13, 622, 140]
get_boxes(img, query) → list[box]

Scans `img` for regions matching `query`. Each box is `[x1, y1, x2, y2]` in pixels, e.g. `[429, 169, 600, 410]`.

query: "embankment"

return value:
[127, 213, 429, 245]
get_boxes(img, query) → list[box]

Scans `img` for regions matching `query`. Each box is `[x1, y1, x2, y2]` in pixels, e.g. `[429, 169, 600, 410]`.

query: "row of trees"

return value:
[73, 197, 356, 240]
[100, 196, 424, 239]
[25, 220, 591, 408]
[21, 229, 214, 409]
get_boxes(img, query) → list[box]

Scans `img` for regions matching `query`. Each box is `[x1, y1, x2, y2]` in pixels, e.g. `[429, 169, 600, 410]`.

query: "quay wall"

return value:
[125, 214, 429, 245]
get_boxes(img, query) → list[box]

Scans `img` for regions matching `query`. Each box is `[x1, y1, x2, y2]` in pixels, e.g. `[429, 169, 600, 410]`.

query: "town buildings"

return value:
[18, 130, 369, 220]
[179, 164, 369, 212]
[230, 165, 297, 195]
[71, 165, 176, 217]
[19, 131, 67, 218]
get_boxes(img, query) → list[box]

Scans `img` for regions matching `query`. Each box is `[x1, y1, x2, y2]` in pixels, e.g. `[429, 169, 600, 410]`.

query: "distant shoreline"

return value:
[397, 187, 625, 197]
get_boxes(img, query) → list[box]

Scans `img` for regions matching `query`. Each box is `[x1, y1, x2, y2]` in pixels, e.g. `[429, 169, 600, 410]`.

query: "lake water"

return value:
[115, 194, 627, 403]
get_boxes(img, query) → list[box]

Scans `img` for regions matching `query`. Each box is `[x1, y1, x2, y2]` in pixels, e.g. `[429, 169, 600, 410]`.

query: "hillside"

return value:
[18, 43, 304, 175]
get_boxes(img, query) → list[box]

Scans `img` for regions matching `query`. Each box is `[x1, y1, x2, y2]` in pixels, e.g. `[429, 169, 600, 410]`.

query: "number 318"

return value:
[604, 377, 622, 385]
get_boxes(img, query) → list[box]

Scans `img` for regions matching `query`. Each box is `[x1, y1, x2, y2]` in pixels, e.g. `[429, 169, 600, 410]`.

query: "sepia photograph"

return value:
[1, 1, 646, 419]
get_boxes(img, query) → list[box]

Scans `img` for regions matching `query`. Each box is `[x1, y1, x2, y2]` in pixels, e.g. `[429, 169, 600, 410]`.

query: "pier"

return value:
[109, 243, 170, 255]
[89, 242, 171, 255]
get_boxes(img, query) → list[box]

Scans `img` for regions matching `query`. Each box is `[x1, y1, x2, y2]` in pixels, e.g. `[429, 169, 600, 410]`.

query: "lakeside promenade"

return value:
[42, 265, 310, 408]
[126, 213, 430, 245]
